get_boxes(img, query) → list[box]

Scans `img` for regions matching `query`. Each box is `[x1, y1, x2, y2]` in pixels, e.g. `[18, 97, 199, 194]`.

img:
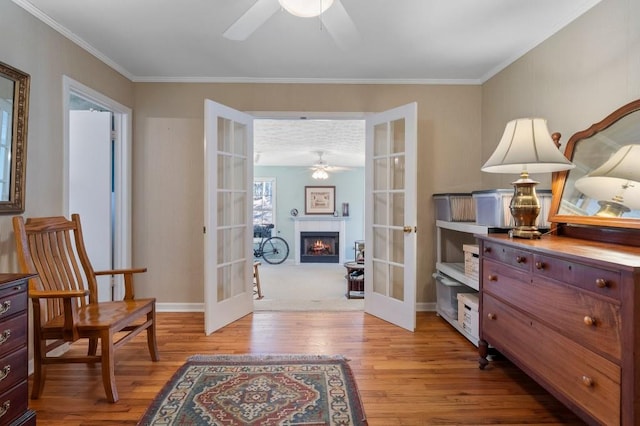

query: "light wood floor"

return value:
[28, 311, 585, 425]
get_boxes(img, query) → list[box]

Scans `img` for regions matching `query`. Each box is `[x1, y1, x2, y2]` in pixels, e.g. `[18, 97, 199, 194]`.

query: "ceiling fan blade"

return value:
[328, 165, 351, 172]
[223, 0, 281, 41]
[321, 0, 360, 50]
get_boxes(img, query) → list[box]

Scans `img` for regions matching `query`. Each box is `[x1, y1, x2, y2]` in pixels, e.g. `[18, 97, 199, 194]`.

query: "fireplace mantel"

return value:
[292, 217, 347, 265]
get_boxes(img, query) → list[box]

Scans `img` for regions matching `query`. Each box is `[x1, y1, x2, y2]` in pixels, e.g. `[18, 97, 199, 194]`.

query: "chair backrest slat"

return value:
[13, 216, 98, 324]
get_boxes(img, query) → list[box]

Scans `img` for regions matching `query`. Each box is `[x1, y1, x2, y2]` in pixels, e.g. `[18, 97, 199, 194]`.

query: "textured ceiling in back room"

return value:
[254, 119, 365, 167]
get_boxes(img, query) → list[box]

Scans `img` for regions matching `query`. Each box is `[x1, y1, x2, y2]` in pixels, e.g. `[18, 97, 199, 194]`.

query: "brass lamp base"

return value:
[509, 172, 542, 239]
[594, 200, 630, 217]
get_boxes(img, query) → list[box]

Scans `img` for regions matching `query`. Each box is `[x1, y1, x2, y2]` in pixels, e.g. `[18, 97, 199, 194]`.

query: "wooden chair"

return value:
[253, 261, 263, 299]
[12, 214, 159, 403]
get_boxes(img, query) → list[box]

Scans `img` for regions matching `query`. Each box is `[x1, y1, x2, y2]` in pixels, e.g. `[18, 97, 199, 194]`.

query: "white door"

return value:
[364, 103, 418, 331]
[204, 99, 254, 335]
[69, 110, 113, 302]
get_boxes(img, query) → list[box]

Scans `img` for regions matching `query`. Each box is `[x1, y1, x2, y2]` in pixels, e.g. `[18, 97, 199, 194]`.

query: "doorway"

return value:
[205, 100, 417, 332]
[251, 116, 366, 310]
[63, 76, 133, 301]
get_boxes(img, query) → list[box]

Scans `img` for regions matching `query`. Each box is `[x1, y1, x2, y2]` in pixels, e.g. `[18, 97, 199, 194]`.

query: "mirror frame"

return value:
[0, 61, 30, 213]
[549, 98, 640, 236]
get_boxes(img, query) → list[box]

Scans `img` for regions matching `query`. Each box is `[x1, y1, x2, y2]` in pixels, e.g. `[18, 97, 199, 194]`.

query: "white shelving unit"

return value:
[435, 220, 495, 346]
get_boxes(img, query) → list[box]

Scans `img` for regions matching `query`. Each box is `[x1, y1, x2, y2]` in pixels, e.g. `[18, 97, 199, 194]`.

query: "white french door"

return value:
[204, 99, 254, 335]
[364, 103, 418, 331]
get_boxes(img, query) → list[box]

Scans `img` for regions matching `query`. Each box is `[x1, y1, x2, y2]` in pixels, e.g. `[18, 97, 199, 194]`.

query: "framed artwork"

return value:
[305, 186, 336, 215]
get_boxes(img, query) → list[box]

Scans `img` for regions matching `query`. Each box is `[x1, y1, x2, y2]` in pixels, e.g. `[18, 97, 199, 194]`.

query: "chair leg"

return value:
[30, 339, 47, 399]
[100, 329, 118, 403]
[88, 337, 98, 356]
[253, 261, 263, 300]
[147, 307, 160, 362]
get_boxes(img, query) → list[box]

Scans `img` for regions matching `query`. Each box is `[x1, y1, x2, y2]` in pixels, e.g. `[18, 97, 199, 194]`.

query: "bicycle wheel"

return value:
[261, 236, 289, 264]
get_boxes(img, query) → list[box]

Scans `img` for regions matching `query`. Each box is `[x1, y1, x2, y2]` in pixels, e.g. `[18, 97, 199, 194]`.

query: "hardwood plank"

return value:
[27, 312, 585, 425]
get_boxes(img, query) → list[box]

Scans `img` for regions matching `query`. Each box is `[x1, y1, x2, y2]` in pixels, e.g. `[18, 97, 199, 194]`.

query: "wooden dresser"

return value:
[0, 274, 36, 426]
[477, 234, 640, 425]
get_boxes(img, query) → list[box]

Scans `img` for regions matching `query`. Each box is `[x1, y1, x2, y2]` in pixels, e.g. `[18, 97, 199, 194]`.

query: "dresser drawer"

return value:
[483, 258, 622, 361]
[0, 283, 27, 323]
[0, 346, 27, 394]
[0, 313, 27, 359]
[0, 380, 28, 425]
[483, 293, 620, 426]
[533, 254, 621, 300]
[481, 241, 532, 272]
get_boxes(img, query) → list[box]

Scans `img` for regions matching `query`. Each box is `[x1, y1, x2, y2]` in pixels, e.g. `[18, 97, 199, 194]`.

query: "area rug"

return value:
[138, 354, 368, 426]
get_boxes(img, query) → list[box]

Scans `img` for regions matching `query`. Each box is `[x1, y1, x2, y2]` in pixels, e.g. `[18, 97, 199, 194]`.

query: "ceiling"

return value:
[15, 0, 601, 167]
[254, 119, 365, 168]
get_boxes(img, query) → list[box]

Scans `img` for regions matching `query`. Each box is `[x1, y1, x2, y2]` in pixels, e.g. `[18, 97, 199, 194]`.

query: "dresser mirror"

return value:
[550, 98, 640, 235]
[0, 61, 30, 213]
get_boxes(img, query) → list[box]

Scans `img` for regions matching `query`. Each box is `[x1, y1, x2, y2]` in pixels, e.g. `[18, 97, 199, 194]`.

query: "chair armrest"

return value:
[94, 267, 148, 300]
[29, 289, 89, 299]
[29, 289, 87, 342]
[94, 267, 147, 276]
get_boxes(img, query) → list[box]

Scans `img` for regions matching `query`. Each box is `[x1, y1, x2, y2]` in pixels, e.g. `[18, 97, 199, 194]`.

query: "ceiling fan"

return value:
[310, 151, 350, 179]
[223, 0, 360, 50]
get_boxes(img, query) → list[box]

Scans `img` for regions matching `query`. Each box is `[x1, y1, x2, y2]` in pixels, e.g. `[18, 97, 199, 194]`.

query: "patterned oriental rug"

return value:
[138, 354, 368, 425]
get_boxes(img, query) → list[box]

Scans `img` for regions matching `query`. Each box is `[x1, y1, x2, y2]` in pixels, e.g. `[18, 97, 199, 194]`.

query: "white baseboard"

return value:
[417, 302, 436, 312]
[157, 302, 204, 312]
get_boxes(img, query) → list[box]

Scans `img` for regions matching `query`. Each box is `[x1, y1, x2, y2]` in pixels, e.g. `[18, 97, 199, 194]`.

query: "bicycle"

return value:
[253, 224, 289, 264]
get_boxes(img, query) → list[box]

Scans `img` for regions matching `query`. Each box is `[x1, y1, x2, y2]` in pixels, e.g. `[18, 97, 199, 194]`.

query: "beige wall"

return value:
[132, 83, 482, 304]
[482, 0, 640, 190]
[0, 2, 133, 271]
[2, 0, 637, 308]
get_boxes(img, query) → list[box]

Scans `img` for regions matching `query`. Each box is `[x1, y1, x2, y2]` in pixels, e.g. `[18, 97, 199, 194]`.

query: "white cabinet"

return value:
[434, 220, 493, 346]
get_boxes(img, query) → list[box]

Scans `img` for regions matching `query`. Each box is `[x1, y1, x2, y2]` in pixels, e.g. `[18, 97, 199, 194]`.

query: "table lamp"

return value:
[482, 118, 575, 239]
[574, 144, 640, 217]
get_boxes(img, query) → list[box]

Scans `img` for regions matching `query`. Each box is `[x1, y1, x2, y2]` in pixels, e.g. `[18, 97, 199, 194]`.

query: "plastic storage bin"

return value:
[434, 273, 467, 319]
[457, 292, 479, 338]
[433, 193, 475, 222]
[472, 189, 552, 228]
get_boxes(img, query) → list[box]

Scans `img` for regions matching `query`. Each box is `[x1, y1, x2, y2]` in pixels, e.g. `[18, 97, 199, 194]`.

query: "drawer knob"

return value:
[487, 313, 497, 320]
[581, 375, 594, 387]
[535, 261, 545, 270]
[595, 278, 608, 288]
[516, 255, 526, 264]
[487, 275, 497, 282]
[0, 301, 10, 315]
[484, 247, 492, 253]
[583, 316, 596, 326]
[0, 365, 10, 382]
[0, 330, 10, 345]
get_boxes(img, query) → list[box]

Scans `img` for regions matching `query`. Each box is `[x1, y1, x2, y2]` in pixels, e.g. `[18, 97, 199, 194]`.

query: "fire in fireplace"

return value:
[300, 231, 339, 263]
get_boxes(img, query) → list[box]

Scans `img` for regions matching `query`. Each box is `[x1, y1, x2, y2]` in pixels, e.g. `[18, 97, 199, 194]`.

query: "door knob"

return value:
[403, 226, 415, 233]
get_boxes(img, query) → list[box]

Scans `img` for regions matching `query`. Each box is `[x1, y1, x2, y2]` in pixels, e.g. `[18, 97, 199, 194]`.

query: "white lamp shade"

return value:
[278, 0, 334, 17]
[574, 144, 640, 210]
[482, 118, 575, 174]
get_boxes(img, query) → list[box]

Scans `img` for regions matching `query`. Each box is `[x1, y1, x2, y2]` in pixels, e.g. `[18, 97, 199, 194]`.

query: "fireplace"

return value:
[300, 231, 339, 263]
[293, 217, 346, 265]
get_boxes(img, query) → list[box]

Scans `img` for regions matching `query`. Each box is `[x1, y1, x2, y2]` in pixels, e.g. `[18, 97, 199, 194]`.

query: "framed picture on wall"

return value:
[305, 186, 336, 215]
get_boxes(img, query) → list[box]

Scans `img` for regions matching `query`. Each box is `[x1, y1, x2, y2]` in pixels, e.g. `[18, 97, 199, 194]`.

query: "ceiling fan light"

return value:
[278, 0, 334, 18]
[312, 169, 329, 180]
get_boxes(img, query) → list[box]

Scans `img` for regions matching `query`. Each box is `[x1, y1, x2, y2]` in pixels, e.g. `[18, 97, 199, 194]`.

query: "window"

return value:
[253, 177, 276, 228]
